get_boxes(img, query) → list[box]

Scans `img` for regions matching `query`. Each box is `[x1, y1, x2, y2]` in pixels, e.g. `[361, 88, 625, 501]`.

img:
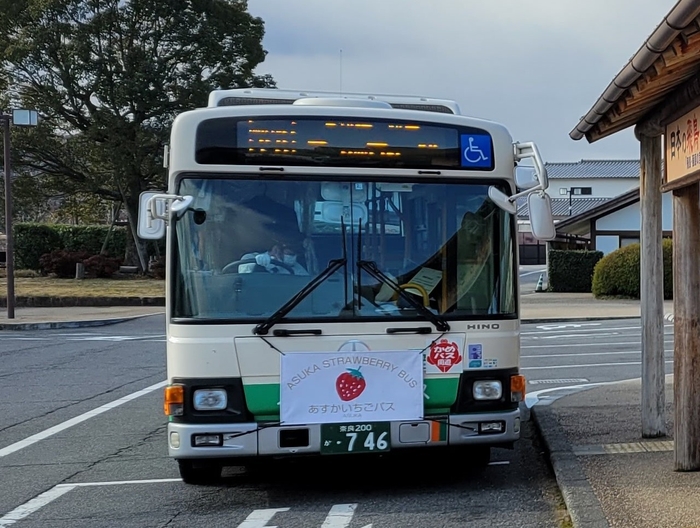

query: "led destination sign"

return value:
[195, 117, 494, 170]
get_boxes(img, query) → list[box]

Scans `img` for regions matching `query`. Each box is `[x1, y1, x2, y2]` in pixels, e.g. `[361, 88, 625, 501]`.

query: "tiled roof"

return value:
[517, 197, 612, 218]
[545, 159, 640, 179]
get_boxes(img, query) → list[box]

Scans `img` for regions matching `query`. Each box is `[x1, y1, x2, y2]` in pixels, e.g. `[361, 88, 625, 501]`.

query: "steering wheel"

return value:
[221, 257, 296, 275]
[392, 282, 430, 307]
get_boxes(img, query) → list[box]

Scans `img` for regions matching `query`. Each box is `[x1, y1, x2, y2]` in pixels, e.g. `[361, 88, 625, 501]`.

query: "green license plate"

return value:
[320, 422, 391, 455]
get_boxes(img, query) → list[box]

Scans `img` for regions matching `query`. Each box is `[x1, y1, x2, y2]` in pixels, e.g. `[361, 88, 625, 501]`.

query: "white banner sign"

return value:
[280, 351, 424, 425]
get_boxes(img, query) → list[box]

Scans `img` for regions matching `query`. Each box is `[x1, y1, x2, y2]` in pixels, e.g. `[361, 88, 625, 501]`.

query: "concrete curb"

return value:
[0, 296, 165, 308]
[531, 405, 610, 528]
[0, 312, 164, 331]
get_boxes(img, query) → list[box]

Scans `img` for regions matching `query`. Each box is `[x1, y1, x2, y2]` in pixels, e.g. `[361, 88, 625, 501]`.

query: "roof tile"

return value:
[545, 159, 640, 179]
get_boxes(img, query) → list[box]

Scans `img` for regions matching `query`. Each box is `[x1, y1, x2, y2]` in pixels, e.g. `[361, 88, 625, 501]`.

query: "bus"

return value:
[137, 88, 555, 484]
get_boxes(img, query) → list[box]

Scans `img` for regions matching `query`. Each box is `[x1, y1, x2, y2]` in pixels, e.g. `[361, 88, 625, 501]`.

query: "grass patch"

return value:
[0, 276, 165, 298]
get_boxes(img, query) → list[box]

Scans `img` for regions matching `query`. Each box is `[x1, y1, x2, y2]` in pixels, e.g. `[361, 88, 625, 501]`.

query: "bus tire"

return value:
[177, 459, 222, 485]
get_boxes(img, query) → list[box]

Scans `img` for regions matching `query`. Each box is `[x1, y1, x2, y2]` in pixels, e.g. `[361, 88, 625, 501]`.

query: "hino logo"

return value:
[466, 323, 500, 330]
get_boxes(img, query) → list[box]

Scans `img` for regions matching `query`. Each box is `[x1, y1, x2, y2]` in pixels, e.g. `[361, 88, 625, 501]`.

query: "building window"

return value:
[560, 187, 593, 196]
[620, 237, 639, 247]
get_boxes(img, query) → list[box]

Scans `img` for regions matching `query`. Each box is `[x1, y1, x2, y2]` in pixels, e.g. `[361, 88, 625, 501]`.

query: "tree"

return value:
[0, 0, 275, 267]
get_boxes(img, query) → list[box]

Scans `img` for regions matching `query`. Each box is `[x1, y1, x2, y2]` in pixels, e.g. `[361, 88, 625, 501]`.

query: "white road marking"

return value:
[532, 332, 622, 339]
[528, 378, 589, 385]
[0, 380, 166, 459]
[521, 359, 673, 371]
[522, 324, 661, 335]
[321, 504, 357, 527]
[0, 479, 364, 528]
[0, 485, 75, 526]
[534, 323, 601, 330]
[524, 376, 647, 408]
[237, 508, 290, 528]
[0, 479, 179, 526]
[488, 460, 510, 465]
[521, 340, 673, 349]
[519, 269, 546, 277]
[59, 478, 182, 487]
[0, 334, 165, 342]
[522, 350, 673, 359]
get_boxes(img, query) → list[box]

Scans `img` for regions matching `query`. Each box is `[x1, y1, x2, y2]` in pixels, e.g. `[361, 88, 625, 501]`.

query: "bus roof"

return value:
[207, 88, 462, 115]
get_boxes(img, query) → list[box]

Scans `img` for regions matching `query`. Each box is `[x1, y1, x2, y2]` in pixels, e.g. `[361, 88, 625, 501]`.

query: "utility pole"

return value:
[1, 109, 39, 319]
[2, 115, 13, 318]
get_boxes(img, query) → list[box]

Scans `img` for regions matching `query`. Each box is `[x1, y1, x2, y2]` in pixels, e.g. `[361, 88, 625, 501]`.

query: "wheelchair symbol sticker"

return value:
[461, 134, 492, 168]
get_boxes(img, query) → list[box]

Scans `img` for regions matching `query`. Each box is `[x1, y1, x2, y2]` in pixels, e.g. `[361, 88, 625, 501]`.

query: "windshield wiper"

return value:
[357, 259, 450, 332]
[253, 257, 346, 335]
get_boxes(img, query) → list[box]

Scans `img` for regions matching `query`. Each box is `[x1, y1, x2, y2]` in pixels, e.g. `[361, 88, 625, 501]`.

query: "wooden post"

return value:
[639, 134, 666, 438]
[672, 183, 700, 471]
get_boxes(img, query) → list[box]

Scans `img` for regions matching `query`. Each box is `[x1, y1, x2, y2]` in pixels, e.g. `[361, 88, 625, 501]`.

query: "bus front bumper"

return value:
[166, 409, 521, 459]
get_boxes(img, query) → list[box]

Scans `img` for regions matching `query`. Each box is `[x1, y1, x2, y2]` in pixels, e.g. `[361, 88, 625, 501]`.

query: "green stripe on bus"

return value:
[440, 420, 448, 441]
[242, 377, 460, 419]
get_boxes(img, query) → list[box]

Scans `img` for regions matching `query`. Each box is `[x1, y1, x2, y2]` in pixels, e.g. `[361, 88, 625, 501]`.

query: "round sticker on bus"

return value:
[427, 339, 462, 373]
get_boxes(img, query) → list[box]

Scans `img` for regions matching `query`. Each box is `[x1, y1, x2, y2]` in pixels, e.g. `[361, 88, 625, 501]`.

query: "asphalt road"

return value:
[0, 315, 567, 527]
[521, 318, 674, 407]
[1, 314, 669, 527]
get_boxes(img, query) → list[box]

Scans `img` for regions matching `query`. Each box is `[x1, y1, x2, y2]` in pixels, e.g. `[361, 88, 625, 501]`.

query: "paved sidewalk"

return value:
[532, 376, 698, 528]
[1, 291, 690, 528]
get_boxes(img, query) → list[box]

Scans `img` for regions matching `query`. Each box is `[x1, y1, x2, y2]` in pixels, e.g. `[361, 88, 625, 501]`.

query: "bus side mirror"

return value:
[488, 186, 556, 241]
[528, 192, 556, 241]
[514, 166, 539, 190]
[138, 191, 166, 239]
[487, 187, 517, 214]
[137, 192, 195, 240]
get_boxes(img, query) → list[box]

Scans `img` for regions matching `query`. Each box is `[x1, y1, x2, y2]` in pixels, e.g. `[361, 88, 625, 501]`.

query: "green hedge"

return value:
[548, 249, 604, 292]
[14, 223, 128, 270]
[592, 239, 673, 299]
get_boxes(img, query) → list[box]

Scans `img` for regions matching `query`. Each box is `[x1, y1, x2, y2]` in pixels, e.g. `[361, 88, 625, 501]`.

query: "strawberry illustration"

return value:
[335, 367, 366, 401]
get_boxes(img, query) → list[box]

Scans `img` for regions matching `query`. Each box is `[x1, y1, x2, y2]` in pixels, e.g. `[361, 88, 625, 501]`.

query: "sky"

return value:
[247, 0, 678, 164]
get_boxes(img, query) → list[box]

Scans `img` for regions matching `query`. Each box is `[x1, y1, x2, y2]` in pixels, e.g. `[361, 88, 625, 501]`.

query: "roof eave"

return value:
[570, 0, 700, 143]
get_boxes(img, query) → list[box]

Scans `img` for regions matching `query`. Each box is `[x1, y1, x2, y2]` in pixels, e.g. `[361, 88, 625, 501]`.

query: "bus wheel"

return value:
[177, 460, 222, 485]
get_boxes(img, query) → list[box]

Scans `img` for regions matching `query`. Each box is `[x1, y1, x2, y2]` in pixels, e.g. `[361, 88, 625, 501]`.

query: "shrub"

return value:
[14, 223, 63, 270]
[53, 224, 127, 257]
[83, 254, 122, 278]
[39, 249, 92, 278]
[13, 223, 128, 270]
[548, 249, 604, 292]
[592, 239, 673, 299]
[662, 238, 673, 299]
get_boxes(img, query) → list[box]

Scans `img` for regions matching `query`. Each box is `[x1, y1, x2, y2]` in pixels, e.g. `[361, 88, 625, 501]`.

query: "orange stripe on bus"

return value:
[431, 420, 440, 441]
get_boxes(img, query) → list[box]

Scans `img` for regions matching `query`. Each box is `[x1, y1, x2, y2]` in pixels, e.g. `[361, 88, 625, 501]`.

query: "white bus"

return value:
[138, 88, 555, 484]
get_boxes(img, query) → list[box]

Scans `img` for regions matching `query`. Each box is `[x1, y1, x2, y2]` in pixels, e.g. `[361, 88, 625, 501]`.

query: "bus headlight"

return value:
[473, 380, 502, 400]
[193, 389, 227, 411]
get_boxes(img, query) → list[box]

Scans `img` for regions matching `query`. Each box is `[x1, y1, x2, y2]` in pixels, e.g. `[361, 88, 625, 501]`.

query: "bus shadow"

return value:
[218, 448, 498, 493]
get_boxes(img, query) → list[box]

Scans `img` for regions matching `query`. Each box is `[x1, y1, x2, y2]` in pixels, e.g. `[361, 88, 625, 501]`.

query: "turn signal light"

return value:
[511, 375, 526, 402]
[164, 385, 184, 416]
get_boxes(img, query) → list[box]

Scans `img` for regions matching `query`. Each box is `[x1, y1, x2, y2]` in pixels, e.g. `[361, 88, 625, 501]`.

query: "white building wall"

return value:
[548, 178, 638, 199]
[596, 193, 673, 231]
[593, 193, 673, 255]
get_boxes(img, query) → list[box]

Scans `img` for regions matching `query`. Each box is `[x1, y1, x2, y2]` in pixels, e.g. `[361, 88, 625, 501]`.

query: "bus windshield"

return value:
[171, 176, 516, 322]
